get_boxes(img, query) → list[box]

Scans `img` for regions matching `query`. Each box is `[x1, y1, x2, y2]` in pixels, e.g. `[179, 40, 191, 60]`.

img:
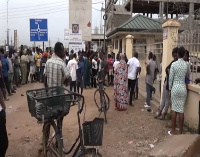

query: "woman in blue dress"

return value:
[168, 46, 190, 135]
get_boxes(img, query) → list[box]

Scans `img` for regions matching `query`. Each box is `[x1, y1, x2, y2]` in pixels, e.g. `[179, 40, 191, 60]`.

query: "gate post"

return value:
[161, 20, 181, 102]
[125, 35, 134, 59]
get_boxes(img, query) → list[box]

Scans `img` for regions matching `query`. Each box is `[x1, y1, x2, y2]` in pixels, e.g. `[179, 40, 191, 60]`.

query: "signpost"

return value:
[30, 19, 48, 50]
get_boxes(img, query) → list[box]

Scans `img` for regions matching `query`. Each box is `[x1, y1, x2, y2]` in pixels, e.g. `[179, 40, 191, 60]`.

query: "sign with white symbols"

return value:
[30, 19, 48, 41]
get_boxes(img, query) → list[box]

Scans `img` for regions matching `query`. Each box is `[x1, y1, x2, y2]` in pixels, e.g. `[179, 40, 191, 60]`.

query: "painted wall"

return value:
[185, 84, 200, 130]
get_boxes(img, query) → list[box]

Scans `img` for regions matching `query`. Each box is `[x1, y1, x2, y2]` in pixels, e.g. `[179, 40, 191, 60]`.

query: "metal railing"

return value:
[177, 31, 200, 83]
[133, 42, 163, 62]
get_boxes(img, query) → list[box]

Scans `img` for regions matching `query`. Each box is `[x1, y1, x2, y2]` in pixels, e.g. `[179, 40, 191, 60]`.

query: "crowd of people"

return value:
[0, 41, 192, 156]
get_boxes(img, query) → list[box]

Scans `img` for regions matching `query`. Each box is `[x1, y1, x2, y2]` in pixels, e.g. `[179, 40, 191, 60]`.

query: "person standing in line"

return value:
[35, 48, 41, 82]
[106, 54, 114, 86]
[91, 55, 98, 88]
[28, 50, 36, 83]
[0, 89, 8, 157]
[20, 51, 29, 85]
[149, 54, 158, 100]
[99, 54, 106, 85]
[133, 53, 141, 100]
[154, 47, 178, 120]
[77, 53, 84, 94]
[26, 50, 31, 84]
[13, 54, 21, 88]
[83, 53, 91, 88]
[168, 46, 190, 135]
[144, 52, 157, 108]
[67, 53, 78, 93]
[32, 47, 36, 81]
[40, 52, 48, 83]
[0, 56, 9, 101]
[7, 50, 15, 94]
[1, 53, 12, 96]
[127, 52, 140, 106]
[114, 53, 129, 111]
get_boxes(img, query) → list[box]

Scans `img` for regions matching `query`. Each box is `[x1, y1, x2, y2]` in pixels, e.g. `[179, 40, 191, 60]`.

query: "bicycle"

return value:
[94, 75, 110, 123]
[26, 86, 103, 157]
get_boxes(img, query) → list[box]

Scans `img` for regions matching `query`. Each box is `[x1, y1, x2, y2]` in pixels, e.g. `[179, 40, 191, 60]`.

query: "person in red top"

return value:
[107, 54, 114, 86]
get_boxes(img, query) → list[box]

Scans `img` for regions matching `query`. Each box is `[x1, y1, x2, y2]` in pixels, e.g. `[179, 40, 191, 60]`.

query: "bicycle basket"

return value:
[83, 118, 104, 146]
[26, 86, 73, 121]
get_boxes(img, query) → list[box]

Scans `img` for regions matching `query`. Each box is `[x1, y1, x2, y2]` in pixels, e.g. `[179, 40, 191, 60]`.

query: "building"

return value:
[106, 14, 163, 59]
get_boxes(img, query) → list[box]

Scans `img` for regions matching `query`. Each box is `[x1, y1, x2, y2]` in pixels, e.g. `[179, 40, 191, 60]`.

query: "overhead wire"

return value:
[0, 3, 68, 15]
[0, 9, 68, 20]
[0, 6, 69, 18]
[0, 1, 68, 10]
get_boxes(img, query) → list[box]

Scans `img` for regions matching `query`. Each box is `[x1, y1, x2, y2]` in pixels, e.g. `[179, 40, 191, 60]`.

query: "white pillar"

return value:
[125, 35, 134, 59]
[189, 2, 194, 30]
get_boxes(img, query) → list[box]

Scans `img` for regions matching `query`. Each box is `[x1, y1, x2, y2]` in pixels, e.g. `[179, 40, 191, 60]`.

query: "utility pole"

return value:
[103, 0, 106, 53]
[11, 36, 12, 46]
[7, 0, 9, 47]
[111, 0, 114, 31]
[99, 3, 103, 49]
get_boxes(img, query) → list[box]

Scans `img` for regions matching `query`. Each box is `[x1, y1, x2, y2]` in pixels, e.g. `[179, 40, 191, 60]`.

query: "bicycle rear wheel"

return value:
[43, 120, 63, 157]
[76, 148, 102, 157]
[94, 90, 110, 111]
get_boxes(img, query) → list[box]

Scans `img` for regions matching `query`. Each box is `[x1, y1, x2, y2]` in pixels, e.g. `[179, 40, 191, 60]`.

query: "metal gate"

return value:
[177, 30, 200, 83]
[133, 42, 163, 64]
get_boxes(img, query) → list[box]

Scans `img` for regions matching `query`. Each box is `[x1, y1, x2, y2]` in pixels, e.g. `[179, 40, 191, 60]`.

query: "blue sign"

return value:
[30, 19, 48, 41]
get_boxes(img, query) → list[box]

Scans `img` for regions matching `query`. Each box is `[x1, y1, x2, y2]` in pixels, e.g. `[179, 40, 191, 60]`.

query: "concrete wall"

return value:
[185, 84, 200, 130]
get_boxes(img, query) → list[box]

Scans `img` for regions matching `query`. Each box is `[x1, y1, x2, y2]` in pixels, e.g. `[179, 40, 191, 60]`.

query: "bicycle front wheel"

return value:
[94, 90, 110, 111]
[76, 148, 102, 157]
[43, 120, 63, 157]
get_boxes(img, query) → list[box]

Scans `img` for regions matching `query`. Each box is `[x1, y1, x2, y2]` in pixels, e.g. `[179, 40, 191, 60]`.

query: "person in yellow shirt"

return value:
[35, 48, 41, 82]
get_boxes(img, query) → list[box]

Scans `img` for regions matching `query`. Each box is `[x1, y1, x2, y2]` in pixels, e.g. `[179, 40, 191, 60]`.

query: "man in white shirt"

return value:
[91, 55, 98, 88]
[127, 52, 140, 106]
[67, 53, 78, 92]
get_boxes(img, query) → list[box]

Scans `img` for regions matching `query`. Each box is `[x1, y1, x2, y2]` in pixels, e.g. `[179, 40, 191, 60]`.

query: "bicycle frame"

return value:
[46, 93, 87, 157]
[57, 109, 85, 157]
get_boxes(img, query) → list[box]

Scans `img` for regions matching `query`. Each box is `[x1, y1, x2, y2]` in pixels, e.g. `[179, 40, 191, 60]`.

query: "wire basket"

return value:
[83, 118, 104, 146]
[26, 86, 73, 121]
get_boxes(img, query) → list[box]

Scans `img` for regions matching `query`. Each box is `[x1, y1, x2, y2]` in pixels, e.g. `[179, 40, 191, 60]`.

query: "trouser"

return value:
[99, 70, 105, 84]
[159, 81, 170, 113]
[36, 66, 40, 81]
[3, 76, 10, 94]
[0, 110, 8, 157]
[8, 73, 14, 91]
[40, 67, 45, 82]
[128, 79, 136, 105]
[134, 79, 139, 99]
[70, 81, 76, 93]
[150, 86, 155, 99]
[107, 69, 114, 85]
[91, 69, 97, 88]
[21, 65, 27, 84]
[146, 83, 155, 106]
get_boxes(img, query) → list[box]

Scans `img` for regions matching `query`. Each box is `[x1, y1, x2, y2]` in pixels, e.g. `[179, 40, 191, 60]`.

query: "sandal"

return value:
[168, 131, 172, 136]
[5, 98, 9, 101]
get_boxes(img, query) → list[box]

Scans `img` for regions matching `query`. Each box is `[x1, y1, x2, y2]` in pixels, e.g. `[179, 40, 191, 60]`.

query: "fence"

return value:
[177, 31, 200, 83]
[133, 42, 163, 64]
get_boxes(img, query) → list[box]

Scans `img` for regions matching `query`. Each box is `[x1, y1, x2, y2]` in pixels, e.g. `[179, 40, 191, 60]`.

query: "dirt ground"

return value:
[5, 83, 170, 157]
